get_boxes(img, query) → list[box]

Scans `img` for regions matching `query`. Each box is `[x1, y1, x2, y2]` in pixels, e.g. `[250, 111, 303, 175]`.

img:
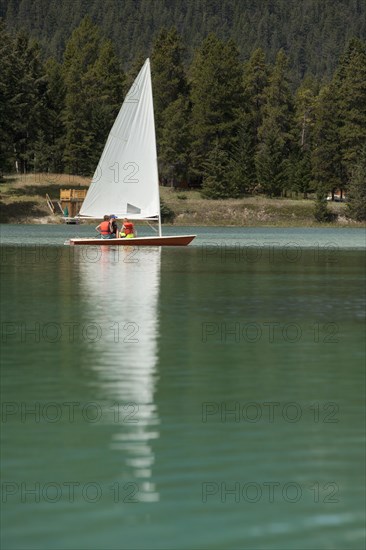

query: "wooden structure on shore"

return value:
[60, 189, 87, 217]
[45, 188, 87, 223]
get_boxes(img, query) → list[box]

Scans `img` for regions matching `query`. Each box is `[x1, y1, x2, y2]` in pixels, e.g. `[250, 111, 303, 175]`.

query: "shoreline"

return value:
[1, 173, 364, 228]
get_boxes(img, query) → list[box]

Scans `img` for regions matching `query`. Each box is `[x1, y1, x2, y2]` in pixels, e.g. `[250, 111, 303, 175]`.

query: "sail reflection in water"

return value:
[78, 245, 161, 502]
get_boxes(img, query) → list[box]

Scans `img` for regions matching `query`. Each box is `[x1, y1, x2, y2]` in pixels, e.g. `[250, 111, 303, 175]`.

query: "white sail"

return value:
[79, 59, 160, 220]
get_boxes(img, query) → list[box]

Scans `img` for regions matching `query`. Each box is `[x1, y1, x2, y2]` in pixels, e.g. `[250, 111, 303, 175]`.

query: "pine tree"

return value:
[256, 49, 295, 196]
[243, 48, 269, 143]
[43, 58, 66, 172]
[62, 16, 103, 175]
[229, 119, 256, 195]
[0, 22, 17, 174]
[190, 34, 244, 188]
[159, 95, 191, 185]
[311, 83, 343, 196]
[334, 39, 366, 179]
[62, 17, 124, 175]
[347, 146, 366, 221]
[11, 32, 48, 173]
[201, 141, 235, 199]
[242, 48, 269, 189]
[291, 79, 317, 197]
[295, 80, 317, 151]
[151, 27, 188, 136]
[255, 127, 288, 197]
[311, 83, 343, 222]
[84, 38, 125, 169]
[287, 149, 312, 198]
[151, 27, 189, 182]
[0, 25, 60, 176]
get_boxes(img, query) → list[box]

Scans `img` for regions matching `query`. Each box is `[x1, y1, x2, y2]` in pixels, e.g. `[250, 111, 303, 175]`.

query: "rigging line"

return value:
[145, 220, 158, 233]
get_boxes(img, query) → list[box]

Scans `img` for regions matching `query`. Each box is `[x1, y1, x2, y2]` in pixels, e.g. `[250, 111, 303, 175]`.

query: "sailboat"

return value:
[69, 59, 196, 247]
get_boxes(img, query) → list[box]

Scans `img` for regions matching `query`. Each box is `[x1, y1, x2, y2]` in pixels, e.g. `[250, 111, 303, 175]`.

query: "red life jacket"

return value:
[100, 221, 111, 235]
[123, 221, 134, 235]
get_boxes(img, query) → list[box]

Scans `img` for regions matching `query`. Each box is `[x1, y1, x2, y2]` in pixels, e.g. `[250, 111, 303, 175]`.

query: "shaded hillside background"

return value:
[1, 0, 365, 84]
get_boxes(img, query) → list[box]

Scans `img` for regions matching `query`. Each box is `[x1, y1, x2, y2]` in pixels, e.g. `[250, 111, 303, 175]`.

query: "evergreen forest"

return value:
[0, 1, 365, 219]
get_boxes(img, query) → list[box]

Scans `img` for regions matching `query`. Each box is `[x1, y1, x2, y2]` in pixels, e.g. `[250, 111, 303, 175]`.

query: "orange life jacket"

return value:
[123, 221, 134, 235]
[100, 221, 111, 235]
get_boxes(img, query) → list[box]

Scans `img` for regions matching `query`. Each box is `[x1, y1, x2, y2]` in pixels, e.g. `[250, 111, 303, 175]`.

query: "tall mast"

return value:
[148, 58, 162, 237]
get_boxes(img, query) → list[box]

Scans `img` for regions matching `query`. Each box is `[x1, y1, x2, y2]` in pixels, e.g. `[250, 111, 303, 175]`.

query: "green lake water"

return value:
[1, 225, 365, 549]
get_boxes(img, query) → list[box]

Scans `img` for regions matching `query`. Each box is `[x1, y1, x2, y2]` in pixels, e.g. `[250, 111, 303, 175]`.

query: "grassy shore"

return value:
[0, 172, 362, 227]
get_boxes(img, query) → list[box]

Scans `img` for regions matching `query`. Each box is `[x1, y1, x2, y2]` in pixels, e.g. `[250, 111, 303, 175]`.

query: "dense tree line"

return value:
[0, 19, 365, 219]
[1, 0, 365, 85]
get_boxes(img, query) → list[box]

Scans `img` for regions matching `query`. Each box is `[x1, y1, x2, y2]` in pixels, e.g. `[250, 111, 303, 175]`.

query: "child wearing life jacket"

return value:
[96, 215, 113, 238]
[120, 218, 135, 238]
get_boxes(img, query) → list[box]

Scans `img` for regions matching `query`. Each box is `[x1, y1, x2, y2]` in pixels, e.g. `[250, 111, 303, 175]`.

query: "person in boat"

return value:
[120, 218, 135, 238]
[95, 215, 114, 239]
[109, 214, 119, 238]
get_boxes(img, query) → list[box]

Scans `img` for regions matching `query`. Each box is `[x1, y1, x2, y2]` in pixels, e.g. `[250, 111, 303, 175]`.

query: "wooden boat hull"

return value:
[68, 235, 196, 246]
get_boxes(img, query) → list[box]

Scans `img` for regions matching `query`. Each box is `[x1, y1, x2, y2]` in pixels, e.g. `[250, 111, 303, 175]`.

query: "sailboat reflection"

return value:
[77, 245, 161, 502]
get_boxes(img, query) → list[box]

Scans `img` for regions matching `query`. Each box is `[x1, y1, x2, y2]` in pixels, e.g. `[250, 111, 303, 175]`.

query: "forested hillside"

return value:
[1, 2, 366, 220]
[1, 0, 365, 83]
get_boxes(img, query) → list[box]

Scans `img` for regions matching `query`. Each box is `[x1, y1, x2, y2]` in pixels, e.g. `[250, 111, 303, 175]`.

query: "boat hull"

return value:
[68, 235, 196, 246]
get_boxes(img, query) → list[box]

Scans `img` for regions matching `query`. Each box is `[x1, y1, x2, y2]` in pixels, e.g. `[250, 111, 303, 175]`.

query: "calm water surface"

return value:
[1, 225, 365, 549]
